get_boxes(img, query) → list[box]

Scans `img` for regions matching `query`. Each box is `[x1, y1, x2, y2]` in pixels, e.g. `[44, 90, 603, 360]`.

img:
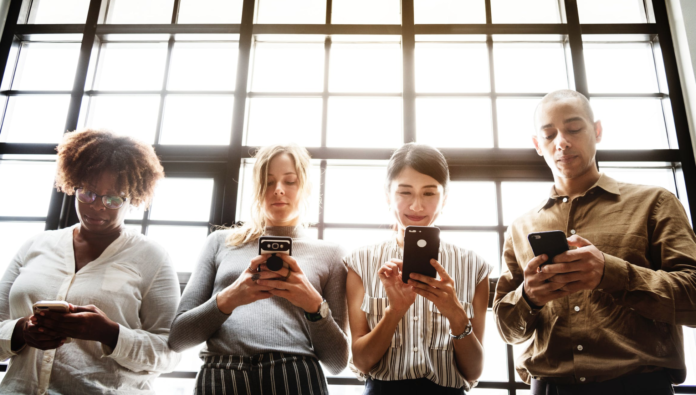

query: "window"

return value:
[1, 0, 695, 394]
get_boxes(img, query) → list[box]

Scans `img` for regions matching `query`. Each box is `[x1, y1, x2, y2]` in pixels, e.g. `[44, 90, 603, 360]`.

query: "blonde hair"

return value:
[225, 144, 313, 247]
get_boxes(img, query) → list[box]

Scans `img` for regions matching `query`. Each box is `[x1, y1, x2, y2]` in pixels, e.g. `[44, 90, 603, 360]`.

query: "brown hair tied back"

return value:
[54, 128, 164, 209]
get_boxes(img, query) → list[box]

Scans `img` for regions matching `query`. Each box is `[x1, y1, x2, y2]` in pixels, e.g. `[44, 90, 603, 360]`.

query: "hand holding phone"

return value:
[402, 226, 441, 284]
[258, 236, 292, 272]
[31, 301, 73, 344]
[527, 231, 570, 265]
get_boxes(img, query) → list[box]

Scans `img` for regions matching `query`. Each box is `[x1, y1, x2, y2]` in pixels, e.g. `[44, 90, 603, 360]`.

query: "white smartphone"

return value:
[32, 301, 72, 343]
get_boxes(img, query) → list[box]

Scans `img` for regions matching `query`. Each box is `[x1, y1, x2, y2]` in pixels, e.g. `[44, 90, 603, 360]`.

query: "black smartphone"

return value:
[527, 230, 570, 265]
[258, 236, 292, 271]
[402, 226, 440, 284]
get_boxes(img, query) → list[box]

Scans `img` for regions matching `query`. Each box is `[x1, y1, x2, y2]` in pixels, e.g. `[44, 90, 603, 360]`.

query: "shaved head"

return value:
[534, 90, 594, 131]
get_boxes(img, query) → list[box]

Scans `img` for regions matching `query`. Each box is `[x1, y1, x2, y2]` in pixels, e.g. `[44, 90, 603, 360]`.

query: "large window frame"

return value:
[1, 0, 696, 393]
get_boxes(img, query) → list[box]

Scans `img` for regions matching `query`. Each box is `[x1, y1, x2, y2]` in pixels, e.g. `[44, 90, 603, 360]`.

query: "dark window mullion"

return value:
[221, 0, 256, 226]
[401, 0, 415, 144]
[564, 0, 588, 97]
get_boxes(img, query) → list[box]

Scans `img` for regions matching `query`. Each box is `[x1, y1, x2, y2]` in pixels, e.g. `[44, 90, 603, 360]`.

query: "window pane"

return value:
[326, 385, 365, 395]
[175, 342, 206, 371]
[440, 232, 500, 278]
[324, 163, 391, 224]
[177, 0, 243, 23]
[160, 95, 234, 145]
[684, 327, 696, 385]
[494, 43, 568, 93]
[501, 182, 553, 225]
[497, 98, 539, 149]
[322, 228, 395, 253]
[104, 0, 175, 24]
[415, 43, 489, 93]
[0, 95, 70, 144]
[599, 164, 677, 195]
[168, 42, 238, 91]
[437, 182, 497, 226]
[236, 160, 321, 224]
[28, 0, 90, 24]
[469, 388, 509, 394]
[12, 43, 81, 90]
[416, 98, 493, 148]
[256, 0, 326, 24]
[245, 98, 323, 147]
[329, 43, 402, 93]
[478, 312, 508, 382]
[92, 43, 168, 91]
[82, 95, 160, 144]
[331, 0, 401, 24]
[492, 0, 561, 23]
[0, 161, 56, 217]
[584, 43, 659, 94]
[147, 226, 209, 272]
[414, 0, 486, 24]
[154, 377, 197, 394]
[592, 98, 669, 150]
[578, 0, 647, 23]
[327, 97, 402, 148]
[0, 222, 46, 275]
[149, 178, 214, 222]
[251, 43, 324, 93]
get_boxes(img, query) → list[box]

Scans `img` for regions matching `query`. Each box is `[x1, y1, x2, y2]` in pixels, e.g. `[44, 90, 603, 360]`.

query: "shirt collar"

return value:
[537, 173, 621, 212]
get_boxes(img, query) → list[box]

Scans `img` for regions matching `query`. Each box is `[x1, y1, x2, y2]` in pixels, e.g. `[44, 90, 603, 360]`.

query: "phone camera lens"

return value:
[272, 243, 279, 249]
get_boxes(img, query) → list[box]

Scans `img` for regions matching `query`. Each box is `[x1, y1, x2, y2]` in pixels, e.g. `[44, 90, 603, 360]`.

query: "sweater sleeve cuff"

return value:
[597, 253, 628, 294]
[101, 323, 133, 359]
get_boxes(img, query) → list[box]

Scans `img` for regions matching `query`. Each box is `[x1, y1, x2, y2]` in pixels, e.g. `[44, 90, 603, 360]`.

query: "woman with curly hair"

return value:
[0, 128, 181, 394]
[168, 144, 349, 395]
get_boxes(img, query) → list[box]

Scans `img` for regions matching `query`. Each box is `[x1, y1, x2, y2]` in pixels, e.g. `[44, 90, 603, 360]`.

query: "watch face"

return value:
[319, 300, 329, 318]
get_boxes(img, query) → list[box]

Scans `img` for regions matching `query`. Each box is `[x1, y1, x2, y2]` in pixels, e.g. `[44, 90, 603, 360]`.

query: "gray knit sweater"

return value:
[168, 226, 349, 374]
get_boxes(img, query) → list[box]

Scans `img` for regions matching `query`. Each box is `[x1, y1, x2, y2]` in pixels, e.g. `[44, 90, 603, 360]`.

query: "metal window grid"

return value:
[0, 0, 695, 392]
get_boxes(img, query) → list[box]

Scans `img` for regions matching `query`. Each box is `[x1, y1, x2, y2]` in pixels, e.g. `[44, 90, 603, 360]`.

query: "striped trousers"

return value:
[195, 353, 329, 395]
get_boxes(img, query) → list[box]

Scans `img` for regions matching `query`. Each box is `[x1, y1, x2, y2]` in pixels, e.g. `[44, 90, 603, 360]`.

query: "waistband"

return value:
[202, 353, 321, 372]
[531, 370, 672, 395]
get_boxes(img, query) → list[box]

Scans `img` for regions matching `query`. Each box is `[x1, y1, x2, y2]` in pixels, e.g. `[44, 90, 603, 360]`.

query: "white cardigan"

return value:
[0, 225, 181, 394]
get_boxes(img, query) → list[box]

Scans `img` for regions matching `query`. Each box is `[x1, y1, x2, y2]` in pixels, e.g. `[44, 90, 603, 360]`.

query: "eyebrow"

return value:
[540, 117, 585, 131]
[267, 172, 297, 177]
[397, 184, 438, 189]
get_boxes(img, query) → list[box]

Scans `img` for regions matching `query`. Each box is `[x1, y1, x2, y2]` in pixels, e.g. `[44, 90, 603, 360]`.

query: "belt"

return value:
[530, 371, 673, 395]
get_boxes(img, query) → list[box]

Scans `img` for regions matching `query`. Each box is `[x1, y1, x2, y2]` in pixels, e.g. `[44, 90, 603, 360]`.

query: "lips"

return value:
[405, 215, 427, 222]
[556, 155, 578, 163]
[82, 214, 107, 224]
[271, 202, 288, 207]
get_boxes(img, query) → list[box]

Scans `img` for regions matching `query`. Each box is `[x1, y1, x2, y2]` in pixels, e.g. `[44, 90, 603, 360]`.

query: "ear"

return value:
[532, 134, 543, 156]
[594, 120, 603, 143]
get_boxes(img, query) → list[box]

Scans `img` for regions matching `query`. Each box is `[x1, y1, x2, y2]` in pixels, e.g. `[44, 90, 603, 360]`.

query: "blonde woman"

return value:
[168, 144, 349, 395]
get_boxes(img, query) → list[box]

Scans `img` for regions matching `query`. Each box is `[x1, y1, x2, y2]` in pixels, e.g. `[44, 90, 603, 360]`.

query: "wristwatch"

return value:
[304, 299, 329, 322]
[449, 322, 473, 340]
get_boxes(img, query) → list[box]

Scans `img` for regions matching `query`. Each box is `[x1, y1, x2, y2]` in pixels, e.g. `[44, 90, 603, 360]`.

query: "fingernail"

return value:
[39, 312, 45, 316]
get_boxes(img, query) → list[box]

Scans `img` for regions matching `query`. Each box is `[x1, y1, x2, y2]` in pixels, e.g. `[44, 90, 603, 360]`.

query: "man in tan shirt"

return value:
[493, 89, 696, 395]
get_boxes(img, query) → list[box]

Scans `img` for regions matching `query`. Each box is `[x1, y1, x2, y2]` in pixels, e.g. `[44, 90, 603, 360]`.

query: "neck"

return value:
[553, 165, 601, 199]
[76, 224, 124, 246]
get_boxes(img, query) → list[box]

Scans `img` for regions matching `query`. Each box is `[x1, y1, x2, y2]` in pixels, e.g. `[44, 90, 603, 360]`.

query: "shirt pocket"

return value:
[101, 263, 141, 292]
[426, 300, 474, 351]
[361, 295, 403, 348]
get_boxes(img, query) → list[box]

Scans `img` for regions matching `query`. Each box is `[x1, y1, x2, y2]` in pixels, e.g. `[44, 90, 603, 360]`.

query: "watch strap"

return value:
[449, 322, 473, 340]
[304, 300, 327, 322]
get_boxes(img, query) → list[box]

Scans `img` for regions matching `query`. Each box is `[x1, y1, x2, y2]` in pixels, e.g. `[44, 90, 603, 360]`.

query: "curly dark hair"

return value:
[55, 129, 164, 208]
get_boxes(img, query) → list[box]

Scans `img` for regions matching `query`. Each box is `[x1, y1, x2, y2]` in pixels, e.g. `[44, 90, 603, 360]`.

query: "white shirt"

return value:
[344, 238, 492, 390]
[0, 225, 181, 395]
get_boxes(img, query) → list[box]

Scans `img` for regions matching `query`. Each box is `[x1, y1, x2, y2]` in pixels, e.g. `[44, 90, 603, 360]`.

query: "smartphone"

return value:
[402, 226, 440, 284]
[527, 230, 570, 265]
[258, 236, 292, 271]
[32, 301, 72, 342]
[33, 301, 70, 314]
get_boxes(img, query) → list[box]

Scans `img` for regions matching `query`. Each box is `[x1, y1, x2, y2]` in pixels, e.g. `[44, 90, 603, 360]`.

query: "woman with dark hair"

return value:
[0, 129, 181, 394]
[345, 143, 492, 394]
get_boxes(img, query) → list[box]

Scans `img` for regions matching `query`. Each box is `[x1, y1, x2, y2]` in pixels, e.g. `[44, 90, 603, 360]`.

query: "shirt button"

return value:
[519, 326, 524, 330]
[577, 345, 584, 351]
[563, 197, 568, 203]
[580, 377, 586, 382]
[570, 229, 576, 235]
[413, 316, 419, 321]
[574, 306, 580, 312]
[413, 347, 418, 352]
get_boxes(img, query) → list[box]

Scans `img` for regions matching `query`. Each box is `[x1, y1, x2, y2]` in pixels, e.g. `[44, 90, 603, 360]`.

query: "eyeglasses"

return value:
[75, 188, 128, 210]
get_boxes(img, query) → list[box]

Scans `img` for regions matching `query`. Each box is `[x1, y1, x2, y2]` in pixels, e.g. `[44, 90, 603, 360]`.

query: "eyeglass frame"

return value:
[74, 187, 129, 210]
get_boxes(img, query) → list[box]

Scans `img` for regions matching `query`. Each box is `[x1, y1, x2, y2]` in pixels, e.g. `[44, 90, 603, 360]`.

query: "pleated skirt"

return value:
[194, 353, 329, 395]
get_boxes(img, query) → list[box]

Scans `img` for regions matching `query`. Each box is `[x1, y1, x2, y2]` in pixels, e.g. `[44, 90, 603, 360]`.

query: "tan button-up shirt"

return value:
[493, 174, 696, 385]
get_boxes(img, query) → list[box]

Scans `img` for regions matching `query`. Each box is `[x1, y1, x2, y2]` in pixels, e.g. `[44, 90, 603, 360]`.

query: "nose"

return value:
[409, 196, 424, 212]
[554, 132, 570, 151]
[273, 182, 285, 196]
[92, 196, 107, 211]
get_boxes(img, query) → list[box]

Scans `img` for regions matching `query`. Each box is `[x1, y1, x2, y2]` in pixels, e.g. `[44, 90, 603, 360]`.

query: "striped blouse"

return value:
[344, 237, 492, 390]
